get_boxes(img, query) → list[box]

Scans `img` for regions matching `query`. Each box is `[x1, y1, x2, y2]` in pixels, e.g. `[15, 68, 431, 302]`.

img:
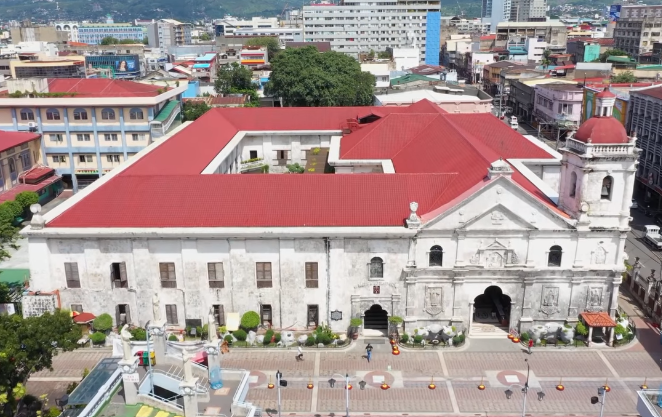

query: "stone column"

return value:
[179, 381, 199, 417]
[508, 301, 518, 332]
[609, 279, 620, 319]
[587, 326, 593, 347]
[452, 278, 465, 322]
[406, 237, 417, 268]
[148, 321, 167, 362]
[608, 327, 615, 346]
[118, 357, 140, 404]
[205, 341, 222, 389]
[468, 302, 474, 335]
[519, 277, 535, 324]
[566, 279, 582, 322]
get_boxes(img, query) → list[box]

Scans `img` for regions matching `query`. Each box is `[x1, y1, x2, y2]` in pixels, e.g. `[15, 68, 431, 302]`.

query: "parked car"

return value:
[510, 116, 518, 130]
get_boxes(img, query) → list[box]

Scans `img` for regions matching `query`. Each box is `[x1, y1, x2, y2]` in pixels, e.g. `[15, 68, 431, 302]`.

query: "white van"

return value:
[509, 116, 518, 130]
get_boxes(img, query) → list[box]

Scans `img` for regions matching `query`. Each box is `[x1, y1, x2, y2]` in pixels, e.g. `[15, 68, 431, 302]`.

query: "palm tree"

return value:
[541, 49, 552, 69]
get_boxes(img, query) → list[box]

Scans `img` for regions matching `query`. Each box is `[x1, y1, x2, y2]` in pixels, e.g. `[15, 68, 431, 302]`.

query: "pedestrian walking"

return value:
[296, 346, 303, 361]
[366, 343, 373, 363]
[528, 338, 534, 355]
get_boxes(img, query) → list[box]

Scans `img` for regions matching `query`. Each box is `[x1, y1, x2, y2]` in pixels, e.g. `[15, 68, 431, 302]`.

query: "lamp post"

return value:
[276, 370, 283, 417]
[328, 373, 352, 417]
[591, 385, 610, 417]
[504, 359, 543, 417]
[145, 320, 154, 395]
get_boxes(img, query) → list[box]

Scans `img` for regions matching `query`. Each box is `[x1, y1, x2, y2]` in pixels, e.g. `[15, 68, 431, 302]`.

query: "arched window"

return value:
[101, 108, 116, 120]
[73, 108, 88, 120]
[129, 108, 144, 120]
[601, 176, 613, 200]
[369, 257, 384, 278]
[19, 109, 34, 121]
[548, 245, 562, 267]
[429, 245, 443, 267]
[569, 171, 577, 197]
[46, 108, 60, 121]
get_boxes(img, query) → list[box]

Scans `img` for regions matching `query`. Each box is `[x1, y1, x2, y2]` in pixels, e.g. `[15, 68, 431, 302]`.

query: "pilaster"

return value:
[118, 356, 140, 405]
[519, 277, 536, 322]
[179, 380, 199, 417]
[406, 237, 417, 268]
[451, 277, 465, 321]
[566, 278, 582, 321]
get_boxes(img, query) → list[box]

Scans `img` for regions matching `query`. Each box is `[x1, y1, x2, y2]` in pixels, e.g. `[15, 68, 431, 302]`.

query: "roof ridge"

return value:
[441, 114, 500, 166]
[384, 114, 444, 162]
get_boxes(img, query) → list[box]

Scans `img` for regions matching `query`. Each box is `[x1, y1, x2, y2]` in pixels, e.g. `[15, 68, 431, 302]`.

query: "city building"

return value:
[10, 21, 69, 44]
[533, 83, 584, 141]
[482, 0, 512, 35]
[147, 19, 193, 54]
[23, 97, 637, 344]
[10, 58, 86, 79]
[239, 46, 268, 68]
[482, 60, 526, 96]
[446, 17, 490, 34]
[77, 23, 144, 45]
[0, 131, 44, 193]
[509, 0, 547, 22]
[85, 54, 142, 79]
[53, 22, 80, 43]
[525, 38, 547, 62]
[613, 5, 662, 57]
[440, 35, 473, 69]
[510, 78, 575, 123]
[495, 21, 568, 54]
[0, 78, 186, 191]
[375, 85, 492, 112]
[627, 85, 662, 207]
[302, 0, 441, 64]
[233, 27, 302, 44]
[191, 53, 218, 82]
[569, 38, 615, 63]
[214, 17, 279, 37]
[361, 62, 393, 88]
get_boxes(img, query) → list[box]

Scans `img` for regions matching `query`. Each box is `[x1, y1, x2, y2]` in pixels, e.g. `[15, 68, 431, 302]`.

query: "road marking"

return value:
[595, 350, 620, 378]
[438, 351, 449, 377]
[446, 380, 461, 414]
[310, 352, 320, 413]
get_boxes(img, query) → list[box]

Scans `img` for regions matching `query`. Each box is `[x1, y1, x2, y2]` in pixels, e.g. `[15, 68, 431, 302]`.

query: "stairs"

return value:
[470, 323, 510, 339]
[162, 364, 209, 391]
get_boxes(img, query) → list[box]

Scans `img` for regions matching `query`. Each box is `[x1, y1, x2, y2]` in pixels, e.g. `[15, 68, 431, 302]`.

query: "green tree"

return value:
[0, 310, 82, 413]
[182, 101, 212, 121]
[99, 36, 120, 45]
[541, 49, 552, 69]
[92, 313, 113, 332]
[14, 191, 38, 211]
[265, 46, 375, 107]
[198, 32, 212, 41]
[240, 311, 260, 330]
[143, 36, 149, 45]
[244, 37, 280, 60]
[611, 71, 637, 83]
[214, 62, 255, 95]
[599, 48, 629, 63]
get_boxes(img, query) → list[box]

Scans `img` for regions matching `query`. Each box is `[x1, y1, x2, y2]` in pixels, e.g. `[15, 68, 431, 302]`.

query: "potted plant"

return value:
[349, 318, 363, 339]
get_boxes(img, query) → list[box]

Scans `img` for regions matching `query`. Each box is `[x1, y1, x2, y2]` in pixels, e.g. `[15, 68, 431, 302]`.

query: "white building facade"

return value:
[24, 97, 637, 340]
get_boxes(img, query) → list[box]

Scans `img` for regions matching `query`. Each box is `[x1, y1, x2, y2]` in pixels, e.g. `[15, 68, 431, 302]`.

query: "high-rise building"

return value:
[509, 0, 547, 22]
[482, 0, 512, 34]
[613, 5, 662, 56]
[77, 23, 144, 45]
[302, 0, 441, 65]
[147, 19, 193, 54]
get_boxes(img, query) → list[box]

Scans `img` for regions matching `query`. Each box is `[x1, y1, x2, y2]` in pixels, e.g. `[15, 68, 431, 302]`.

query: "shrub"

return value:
[305, 336, 316, 346]
[317, 334, 331, 345]
[286, 163, 305, 174]
[614, 324, 627, 336]
[224, 335, 233, 343]
[66, 382, 78, 394]
[452, 334, 465, 345]
[90, 332, 106, 345]
[400, 333, 409, 343]
[520, 332, 530, 342]
[168, 334, 179, 341]
[48, 407, 61, 417]
[274, 332, 282, 343]
[219, 326, 227, 334]
[264, 329, 274, 344]
[312, 147, 321, 155]
[233, 329, 247, 341]
[1, 200, 23, 220]
[92, 313, 113, 332]
[130, 327, 147, 341]
[575, 322, 588, 336]
[413, 335, 423, 344]
[241, 311, 260, 330]
[350, 318, 362, 327]
[388, 316, 403, 324]
[15, 191, 39, 210]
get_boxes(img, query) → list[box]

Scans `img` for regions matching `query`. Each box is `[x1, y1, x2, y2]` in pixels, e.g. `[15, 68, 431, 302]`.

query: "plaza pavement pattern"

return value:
[28, 288, 661, 416]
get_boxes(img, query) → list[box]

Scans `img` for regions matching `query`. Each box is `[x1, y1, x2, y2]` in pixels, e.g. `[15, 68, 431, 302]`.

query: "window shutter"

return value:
[125, 305, 131, 325]
[119, 263, 127, 282]
[115, 305, 121, 327]
[265, 262, 271, 278]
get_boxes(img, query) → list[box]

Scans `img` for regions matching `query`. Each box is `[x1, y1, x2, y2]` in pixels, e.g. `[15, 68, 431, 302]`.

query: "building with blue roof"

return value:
[191, 52, 217, 82]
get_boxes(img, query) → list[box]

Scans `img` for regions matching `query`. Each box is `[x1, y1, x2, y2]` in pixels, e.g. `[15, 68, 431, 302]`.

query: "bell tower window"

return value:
[569, 171, 577, 197]
[601, 176, 613, 200]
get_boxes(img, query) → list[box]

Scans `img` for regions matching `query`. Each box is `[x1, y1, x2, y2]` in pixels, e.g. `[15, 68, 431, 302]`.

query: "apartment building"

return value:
[53, 22, 80, 43]
[10, 22, 69, 44]
[214, 17, 279, 36]
[613, 5, 662, 56]
[0, 78, 186, 191]
[0, 131, 43, 192]
[533, 83, 583, 130]
[10, 59, 87, 79]
[147, 19, 193, 54]
[509, 0, 547, 22]
[77, 23, 144, 45]
[482, 0, 512, 35]
[191, 53, 217, 82]
[302, 0, 441, 65]
[495, 21, 568, 54]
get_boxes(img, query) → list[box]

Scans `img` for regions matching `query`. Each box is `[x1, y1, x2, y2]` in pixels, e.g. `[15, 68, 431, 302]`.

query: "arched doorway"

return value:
[363, 304, 388, 332]
[473, 286, 511, 327]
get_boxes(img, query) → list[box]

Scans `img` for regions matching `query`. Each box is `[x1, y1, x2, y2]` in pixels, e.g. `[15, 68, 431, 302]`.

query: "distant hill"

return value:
[0, 0, 290, 23]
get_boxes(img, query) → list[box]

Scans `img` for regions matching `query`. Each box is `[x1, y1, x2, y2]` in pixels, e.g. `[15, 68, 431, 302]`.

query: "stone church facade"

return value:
[24, 94, 637, 336]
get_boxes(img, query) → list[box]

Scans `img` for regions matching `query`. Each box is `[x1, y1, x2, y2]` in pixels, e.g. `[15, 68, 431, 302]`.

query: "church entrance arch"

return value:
[363, 304, 388, 332]
[473, 286, 511, 327]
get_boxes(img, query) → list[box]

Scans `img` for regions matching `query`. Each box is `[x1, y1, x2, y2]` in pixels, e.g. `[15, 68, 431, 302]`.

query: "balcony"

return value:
[240, 158, 267, 173]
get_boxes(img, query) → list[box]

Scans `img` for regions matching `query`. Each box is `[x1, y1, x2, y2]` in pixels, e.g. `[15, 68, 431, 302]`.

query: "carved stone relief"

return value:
[592, 242, 607, 265]
[491, 210, 504, 225]
[540, 286, 560, 316]
[424, 285, 444, 316]
[468, 239, 520, 268]
[586, 287, 603, 312]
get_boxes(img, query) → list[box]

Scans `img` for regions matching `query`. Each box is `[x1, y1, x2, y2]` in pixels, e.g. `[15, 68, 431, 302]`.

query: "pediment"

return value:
[422, 176, 574, 231]
[461, 204, 537, 231]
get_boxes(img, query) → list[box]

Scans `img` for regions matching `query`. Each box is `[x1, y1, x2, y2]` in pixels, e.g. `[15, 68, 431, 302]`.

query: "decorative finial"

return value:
[30, 204, 45, 230]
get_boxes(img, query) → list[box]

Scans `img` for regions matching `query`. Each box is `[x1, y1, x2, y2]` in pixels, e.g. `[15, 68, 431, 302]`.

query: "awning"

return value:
[226, 313, 240, 331]
[73, 312, 96, 324]
[580, 312, 617, 327]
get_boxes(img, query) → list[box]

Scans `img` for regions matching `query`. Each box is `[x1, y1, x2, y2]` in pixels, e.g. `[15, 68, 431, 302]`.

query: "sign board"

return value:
[22, 294, 57, 317]
[609, 5, 621, 21]
[122, 373, 140, 383]
[330, 310, 343, 321]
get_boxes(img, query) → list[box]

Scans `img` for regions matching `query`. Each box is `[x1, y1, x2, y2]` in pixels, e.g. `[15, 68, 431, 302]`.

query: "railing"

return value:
[69, 366, 122, 417]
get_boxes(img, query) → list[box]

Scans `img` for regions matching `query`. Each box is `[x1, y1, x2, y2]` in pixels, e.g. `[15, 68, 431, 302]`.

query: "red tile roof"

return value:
[636, 85, 662, 101]
[46, 79, 168, 98]
[574, 117, 629, 144]
[73, 312, 96, 323]
[0, 131, 40, 153]
[210, 96, 247, 105]
[20, 166, 54, 181]
[580, 312, 617, 327]
[0, 175, 61, 204]
[46, 100, 564, 229]
[480, 35, 496, 40]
